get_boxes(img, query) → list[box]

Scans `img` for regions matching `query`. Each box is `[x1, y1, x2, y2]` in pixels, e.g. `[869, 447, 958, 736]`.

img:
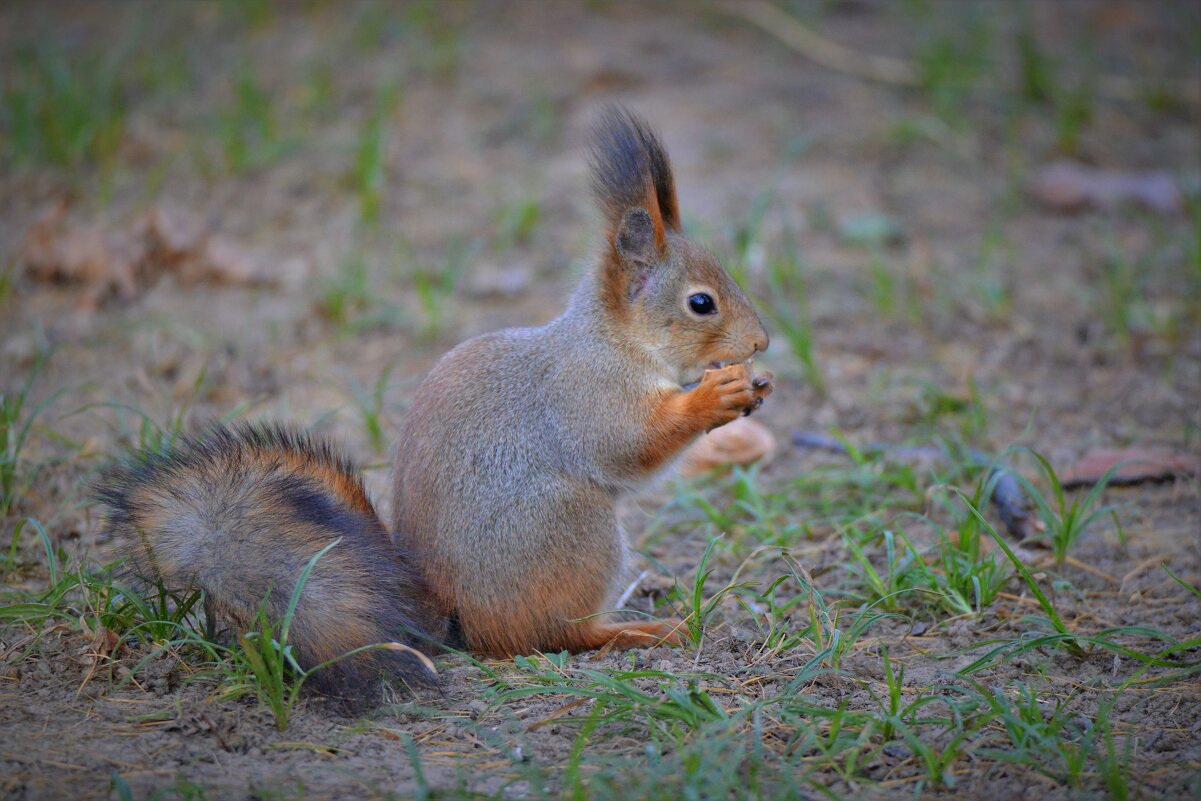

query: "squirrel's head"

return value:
[589, 106, 769, 385]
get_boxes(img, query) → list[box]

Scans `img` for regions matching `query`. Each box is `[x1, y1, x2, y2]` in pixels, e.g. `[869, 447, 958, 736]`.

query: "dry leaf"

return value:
[142, 203, 205, 261]
[22, 202, 142, 306]
[184, 237, 274, 286]
[89, 626, 122, 660]
[21, 201, 280, 305]
[143, 205, 275, 286]
[1060, 448, 1200, 488]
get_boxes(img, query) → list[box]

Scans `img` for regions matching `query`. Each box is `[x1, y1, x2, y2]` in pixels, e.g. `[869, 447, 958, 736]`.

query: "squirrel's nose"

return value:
[752, 324, 769, 354]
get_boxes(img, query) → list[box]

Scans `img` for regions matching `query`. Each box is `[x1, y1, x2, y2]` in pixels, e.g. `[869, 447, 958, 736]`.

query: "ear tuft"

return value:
[589, 105, 680, 237]
[590, 106, 679, 308]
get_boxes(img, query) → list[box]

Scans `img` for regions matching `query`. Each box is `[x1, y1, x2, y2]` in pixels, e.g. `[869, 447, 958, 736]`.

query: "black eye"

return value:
[688, 293, 716, 315]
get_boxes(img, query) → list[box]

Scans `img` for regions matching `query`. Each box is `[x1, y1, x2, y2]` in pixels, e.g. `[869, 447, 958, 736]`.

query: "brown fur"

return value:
[635, 363, 770, 473]
[93, 108, 772, 709]
[95, 424, 444, 706]
[643, 176, 668, 254]
[393, 106, 772, 660]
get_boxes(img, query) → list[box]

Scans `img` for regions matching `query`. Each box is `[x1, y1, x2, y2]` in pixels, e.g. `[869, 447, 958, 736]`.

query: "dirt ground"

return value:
[2, 1, 1199, 800]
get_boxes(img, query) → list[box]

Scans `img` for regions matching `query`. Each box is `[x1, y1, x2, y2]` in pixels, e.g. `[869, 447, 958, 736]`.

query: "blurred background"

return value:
[1, 0, 1198, 538]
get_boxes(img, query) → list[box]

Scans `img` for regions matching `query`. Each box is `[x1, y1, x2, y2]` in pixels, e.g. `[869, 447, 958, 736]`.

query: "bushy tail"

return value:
[95, 423, 445, 703]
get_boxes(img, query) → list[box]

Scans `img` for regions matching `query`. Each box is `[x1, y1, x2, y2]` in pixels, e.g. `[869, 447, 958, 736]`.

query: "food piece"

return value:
[678, 417, 776, 477]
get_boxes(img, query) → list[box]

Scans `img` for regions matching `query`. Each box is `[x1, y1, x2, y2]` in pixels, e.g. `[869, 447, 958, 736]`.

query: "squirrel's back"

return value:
[96, 423, 444, 702]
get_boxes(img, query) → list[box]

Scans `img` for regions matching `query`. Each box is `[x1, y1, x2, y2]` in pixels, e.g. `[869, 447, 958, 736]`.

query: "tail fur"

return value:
[95, 422, 445, 704]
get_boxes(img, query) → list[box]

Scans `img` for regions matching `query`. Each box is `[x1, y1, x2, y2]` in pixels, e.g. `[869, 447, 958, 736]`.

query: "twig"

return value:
[1062, 556, 1121, 584]
[722, 0, 1192, 105]
[615, 569, 650, 610]
[724, 0, 920, 87]
[1120, 554, 1172, 591]
[791, 431, 1038, 541]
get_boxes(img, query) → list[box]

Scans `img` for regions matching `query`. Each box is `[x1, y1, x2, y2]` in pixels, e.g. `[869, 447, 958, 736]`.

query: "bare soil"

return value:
[2, 2, 1199, 799]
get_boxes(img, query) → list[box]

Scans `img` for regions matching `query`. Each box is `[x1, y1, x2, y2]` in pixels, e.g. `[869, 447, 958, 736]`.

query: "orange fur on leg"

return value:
[559, 618, 685, 653]
[635, 363, 756, 473]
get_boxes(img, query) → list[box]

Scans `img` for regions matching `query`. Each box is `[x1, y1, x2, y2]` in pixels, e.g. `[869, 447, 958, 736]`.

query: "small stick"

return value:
[723, 0, 1190, 105]
[1062, 556, 1121, 584]
[615, 569, 650, 610]
[724, 0, 919, 86]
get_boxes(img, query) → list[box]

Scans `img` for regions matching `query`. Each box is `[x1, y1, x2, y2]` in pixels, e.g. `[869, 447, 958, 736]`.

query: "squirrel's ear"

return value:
[612, 207, 662, 299]
[616, 208, 657, 263]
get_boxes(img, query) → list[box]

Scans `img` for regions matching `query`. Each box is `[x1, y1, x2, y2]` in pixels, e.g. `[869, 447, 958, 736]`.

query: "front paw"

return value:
[697, 363, 755, 430]
[743, 370, 774, 416]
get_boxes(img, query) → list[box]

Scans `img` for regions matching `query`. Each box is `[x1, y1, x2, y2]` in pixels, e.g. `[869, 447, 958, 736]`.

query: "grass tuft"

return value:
[1, 42, 128, 168]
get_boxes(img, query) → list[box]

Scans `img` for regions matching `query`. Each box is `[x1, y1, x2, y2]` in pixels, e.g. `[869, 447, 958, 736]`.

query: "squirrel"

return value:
[95, 106, 773, 704]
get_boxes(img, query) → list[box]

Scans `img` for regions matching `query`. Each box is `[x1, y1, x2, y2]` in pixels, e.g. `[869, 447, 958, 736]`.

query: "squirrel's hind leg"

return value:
[559, 618, 686, 652]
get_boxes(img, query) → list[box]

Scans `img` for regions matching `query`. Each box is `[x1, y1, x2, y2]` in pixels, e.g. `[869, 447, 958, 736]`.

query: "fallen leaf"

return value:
[22, 201, 142, 307]
[141, 203, 206, 262]
[679, 417, 776, 478]
[20, 201, 280, 304]
[1060, 448, 1200, 488]
[185, 237, 274, 286]
[142, 205, 275, 286]
[1029, 160, 1183, 213]
[89, 626, 122, 660]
